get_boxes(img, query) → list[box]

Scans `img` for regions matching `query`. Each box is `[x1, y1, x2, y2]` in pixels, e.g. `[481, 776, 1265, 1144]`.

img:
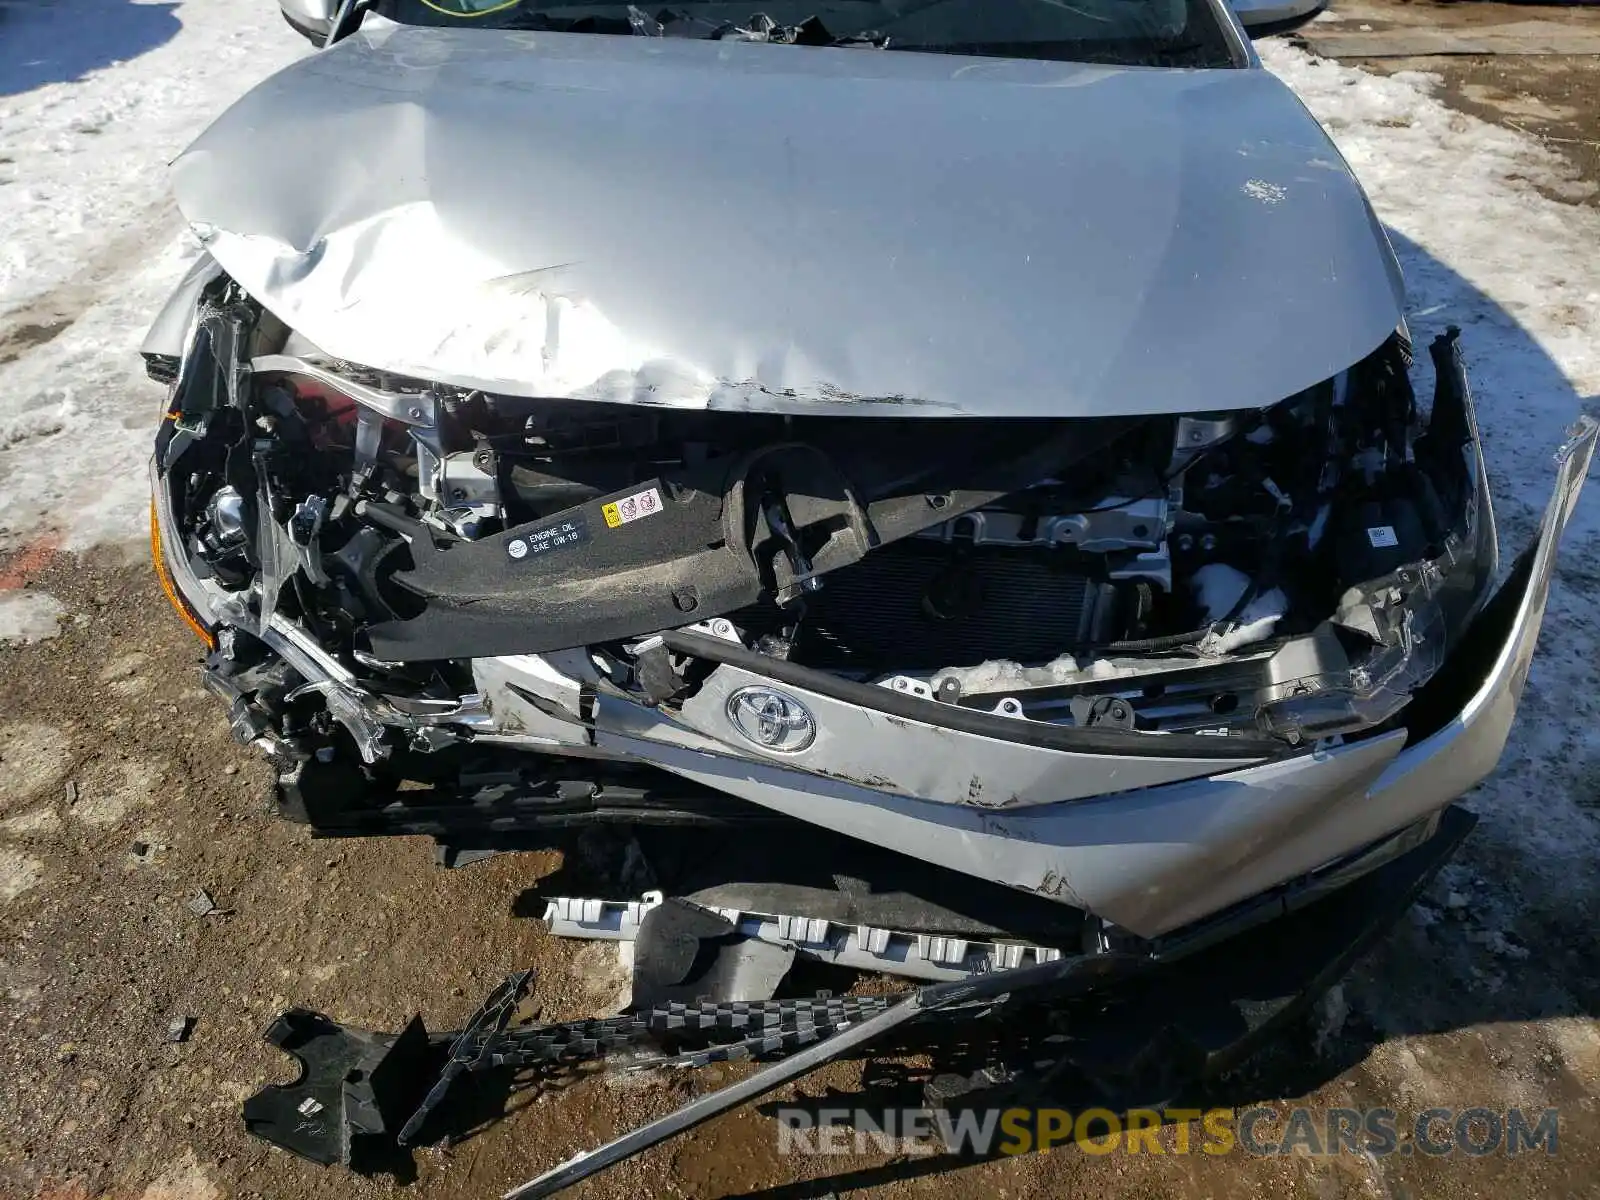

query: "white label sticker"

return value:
[1366, 525, 1399, 549]
[603, 486, 663, 529]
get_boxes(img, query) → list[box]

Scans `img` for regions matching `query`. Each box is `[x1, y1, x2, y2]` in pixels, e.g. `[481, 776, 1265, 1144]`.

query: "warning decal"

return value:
[603, 486, 663, 529]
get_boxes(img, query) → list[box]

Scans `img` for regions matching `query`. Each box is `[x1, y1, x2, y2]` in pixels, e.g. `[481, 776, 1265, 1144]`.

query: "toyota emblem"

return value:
[725, 687, 817, 754]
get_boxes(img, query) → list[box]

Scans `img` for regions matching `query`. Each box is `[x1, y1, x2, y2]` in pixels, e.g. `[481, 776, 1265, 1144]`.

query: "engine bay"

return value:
[155, 285, 1495, 760]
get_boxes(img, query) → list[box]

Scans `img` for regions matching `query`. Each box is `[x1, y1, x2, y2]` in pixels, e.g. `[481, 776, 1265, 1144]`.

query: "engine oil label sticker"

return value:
[603, 486, 663, 529]
[1366, 525, 1399, 549]
[506, 514, 589, 562]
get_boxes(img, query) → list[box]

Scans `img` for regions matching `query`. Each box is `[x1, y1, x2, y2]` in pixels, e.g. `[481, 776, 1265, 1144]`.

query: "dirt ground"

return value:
[1308, 0, 1600, 204]
[5, 4, 1600, 1200]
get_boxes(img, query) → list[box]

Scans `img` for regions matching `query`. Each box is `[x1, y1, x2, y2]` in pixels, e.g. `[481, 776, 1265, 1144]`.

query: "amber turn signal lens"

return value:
[150, 498, 216, 650]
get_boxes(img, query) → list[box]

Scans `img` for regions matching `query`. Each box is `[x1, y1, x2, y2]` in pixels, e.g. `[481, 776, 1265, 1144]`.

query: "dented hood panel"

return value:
[173, 23, 1405, 416]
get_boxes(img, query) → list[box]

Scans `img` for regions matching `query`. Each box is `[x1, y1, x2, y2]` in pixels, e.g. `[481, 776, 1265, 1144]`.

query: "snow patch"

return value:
[1465, 928, 1531, 961]
[1188, 563, 1287, 654]
[934, 653, 1142, 698]
[1199, 587, 1288, 657]
[0, 590, 64, 645]
[1190, 562, 1253, 623]
[1313, 984, 1350, 1058]
[1262, 40, 1600, 916]
[0, 237, 217, 552]
[0, 2, 305, 555]
[0, 3, 304, 315]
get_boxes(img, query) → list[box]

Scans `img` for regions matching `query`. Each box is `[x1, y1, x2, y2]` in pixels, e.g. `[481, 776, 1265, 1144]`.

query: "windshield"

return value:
[369, 1, 1242, 68]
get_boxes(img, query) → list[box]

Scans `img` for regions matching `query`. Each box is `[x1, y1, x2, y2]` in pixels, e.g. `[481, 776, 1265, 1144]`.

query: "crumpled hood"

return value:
[172, 21, 1404, 417]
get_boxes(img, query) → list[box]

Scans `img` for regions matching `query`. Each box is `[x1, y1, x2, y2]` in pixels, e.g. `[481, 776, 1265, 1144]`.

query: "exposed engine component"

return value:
[782, 542, 1122, 671]
[178, 352, 1323, 676]
[153, 279, 1520, 801]
[919, 490, 1170, 554]
[194, 485, 251, 586]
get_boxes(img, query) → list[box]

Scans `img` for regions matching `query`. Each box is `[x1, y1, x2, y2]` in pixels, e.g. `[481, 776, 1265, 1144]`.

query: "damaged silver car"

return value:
[150, 1, 1593, 1014]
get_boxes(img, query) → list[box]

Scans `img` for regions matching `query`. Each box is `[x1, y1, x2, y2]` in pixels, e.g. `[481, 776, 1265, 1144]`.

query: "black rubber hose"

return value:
[1094, 627, 1210, 655]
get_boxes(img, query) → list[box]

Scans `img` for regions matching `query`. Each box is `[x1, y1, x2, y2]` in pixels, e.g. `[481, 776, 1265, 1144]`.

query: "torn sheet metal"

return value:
[172, 22, 1403, 417]
[140, 251, 222, 364]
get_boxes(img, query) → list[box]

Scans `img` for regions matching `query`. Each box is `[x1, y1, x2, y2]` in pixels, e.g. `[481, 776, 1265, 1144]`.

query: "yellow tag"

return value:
[602, 503, 623, 528]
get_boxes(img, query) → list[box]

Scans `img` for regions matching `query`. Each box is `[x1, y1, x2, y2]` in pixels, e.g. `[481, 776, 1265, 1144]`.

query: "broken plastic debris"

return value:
[931, 651, 1141, 698]
[543, 893, 1066, 984]
[185, 888, 232, 917]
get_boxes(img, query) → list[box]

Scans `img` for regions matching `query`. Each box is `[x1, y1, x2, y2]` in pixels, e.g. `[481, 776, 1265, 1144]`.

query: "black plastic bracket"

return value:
[242, 1008, 439, 1172]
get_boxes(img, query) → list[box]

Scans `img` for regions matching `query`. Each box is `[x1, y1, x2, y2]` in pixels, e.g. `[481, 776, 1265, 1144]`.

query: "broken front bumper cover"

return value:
[243, 803, 1476, 1196]
[154, 416, 1597, 939]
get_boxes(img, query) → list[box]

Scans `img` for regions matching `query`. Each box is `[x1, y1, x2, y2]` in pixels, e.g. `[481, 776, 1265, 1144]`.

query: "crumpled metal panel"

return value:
[171, 22, 1404, 417]
[669, 661, 1260, 807]
[598, 418, 1597, 936]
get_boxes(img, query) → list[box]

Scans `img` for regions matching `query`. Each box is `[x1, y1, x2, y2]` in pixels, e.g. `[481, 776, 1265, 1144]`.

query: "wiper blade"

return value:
[626, 4, 663, 35]
[621, 8, 888, 47]
[715, 13, 887, 46]
[828, 28, 891, 47]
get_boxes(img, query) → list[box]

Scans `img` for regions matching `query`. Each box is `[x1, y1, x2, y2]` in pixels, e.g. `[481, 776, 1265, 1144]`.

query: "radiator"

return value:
[796, 542, 1118, 671]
